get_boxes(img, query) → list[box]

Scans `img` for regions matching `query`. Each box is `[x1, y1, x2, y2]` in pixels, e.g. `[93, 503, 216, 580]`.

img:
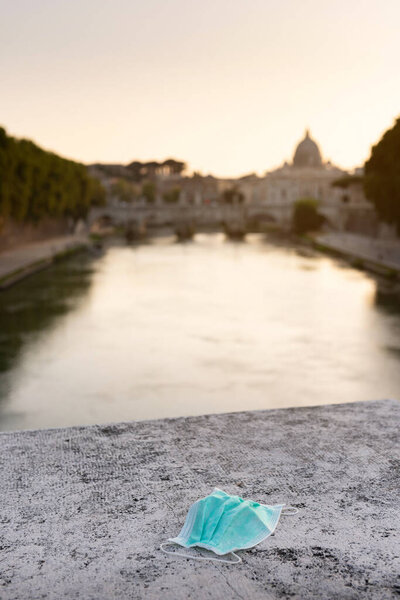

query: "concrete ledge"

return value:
[1, 400, 399, 599]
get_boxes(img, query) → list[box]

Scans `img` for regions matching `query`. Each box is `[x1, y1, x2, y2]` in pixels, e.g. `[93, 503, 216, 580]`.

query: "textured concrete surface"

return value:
[0, 400, 399, 599]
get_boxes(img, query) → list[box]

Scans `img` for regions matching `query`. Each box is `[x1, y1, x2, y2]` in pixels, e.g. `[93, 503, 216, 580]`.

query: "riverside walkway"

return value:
[0, 235, 89, 288]
[316, 232, 400, 274]
[0, 399, 399, 599]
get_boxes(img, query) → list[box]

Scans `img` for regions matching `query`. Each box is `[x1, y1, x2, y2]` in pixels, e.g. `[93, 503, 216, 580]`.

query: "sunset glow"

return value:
[1, 0, 400, 176]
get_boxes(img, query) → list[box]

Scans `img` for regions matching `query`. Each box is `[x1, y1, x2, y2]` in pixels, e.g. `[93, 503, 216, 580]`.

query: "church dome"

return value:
[293, 130, 322, 168]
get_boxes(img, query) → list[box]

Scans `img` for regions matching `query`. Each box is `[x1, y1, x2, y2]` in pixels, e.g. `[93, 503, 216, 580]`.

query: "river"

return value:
[0, 233, 399, 431]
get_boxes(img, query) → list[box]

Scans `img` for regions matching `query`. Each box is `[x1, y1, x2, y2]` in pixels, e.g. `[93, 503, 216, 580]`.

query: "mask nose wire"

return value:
[160, 543, 242, 565]
[281, 506, 299, 515]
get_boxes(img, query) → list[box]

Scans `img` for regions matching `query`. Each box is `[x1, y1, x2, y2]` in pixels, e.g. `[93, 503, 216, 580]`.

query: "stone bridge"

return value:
[88, 203, 293, 230]
[88, 201, 358, 233]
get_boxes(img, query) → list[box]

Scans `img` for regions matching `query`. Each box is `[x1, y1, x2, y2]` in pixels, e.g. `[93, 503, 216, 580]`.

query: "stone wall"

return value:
[0, 217, 72, 252]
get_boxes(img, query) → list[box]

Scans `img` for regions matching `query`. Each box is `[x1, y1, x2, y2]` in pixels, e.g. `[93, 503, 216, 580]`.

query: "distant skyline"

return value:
[1, 0, 400, 177]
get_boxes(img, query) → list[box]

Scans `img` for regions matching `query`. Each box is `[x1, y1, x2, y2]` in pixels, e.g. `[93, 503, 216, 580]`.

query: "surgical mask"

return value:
[161, 488, 298, 564]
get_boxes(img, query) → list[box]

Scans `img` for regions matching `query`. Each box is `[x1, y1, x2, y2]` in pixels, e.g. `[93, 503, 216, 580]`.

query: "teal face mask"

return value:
[161, 488, 297, 564]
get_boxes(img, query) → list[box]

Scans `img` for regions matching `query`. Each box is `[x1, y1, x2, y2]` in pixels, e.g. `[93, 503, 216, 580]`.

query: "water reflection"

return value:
[0, 255, 95, 425]
[0, 233, 399, 432]
[374, 280, 400, 314]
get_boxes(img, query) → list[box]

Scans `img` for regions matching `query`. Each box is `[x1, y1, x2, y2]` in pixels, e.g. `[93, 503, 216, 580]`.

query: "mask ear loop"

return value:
[160, 543, 242, 565]
[281, 506, 299, 515]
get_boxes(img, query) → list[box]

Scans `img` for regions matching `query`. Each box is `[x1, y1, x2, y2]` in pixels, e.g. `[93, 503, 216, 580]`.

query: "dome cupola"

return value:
[293, 129, 323, 168]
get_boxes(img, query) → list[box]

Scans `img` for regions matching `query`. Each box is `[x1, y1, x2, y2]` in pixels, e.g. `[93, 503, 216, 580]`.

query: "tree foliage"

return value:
[221, 188, 244, 204]
[163, 187, 181, 204]
[292, 198, 324, 234]
[126, 158, 186, 182]
[141, 180, 156, 204]
[364, 117, 400, 232]
[111, 178, 138, 203]
[0, 127, 105, 224]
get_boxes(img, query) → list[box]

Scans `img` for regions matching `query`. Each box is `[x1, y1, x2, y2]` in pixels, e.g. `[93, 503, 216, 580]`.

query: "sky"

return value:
[1, 0, 400, 178]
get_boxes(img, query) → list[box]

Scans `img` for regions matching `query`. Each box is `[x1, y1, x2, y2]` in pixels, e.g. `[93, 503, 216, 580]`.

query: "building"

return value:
[238, 130, 376, 231]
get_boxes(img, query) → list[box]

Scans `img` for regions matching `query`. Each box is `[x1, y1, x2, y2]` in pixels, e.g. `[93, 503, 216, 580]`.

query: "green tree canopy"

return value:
[163, 187, 181, 204]
[292, 198, 324, 234]
[111, 179, 138, 203]
[221, 188, 244, 204]
[126, 158, 186, 182]
[141, 180, 156, 204]
[364, 117, 400, 232]
[0, 126, 105, 224]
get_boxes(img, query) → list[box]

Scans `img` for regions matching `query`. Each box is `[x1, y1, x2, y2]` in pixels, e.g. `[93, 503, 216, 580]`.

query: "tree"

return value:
[364, 117, 400, 233]
[0, 126, 105, 224]
[163, 186, 181, 204]
[292, 198, 324, 234]
[221, 187, 244, 204]
[126, 158, 186, 181]
[163, 159, 186, 175]
[142, 180, 156, 204]
[112, 178, 138, 203]
[88, 177, 106, 207]
[126, 161, 144, 182]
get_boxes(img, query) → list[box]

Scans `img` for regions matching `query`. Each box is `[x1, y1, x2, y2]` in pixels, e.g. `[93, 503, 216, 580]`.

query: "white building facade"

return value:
[238, 130, 376, 231]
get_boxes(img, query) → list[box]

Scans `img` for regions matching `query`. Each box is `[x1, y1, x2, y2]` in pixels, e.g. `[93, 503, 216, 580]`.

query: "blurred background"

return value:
[0, 0, 400, 431]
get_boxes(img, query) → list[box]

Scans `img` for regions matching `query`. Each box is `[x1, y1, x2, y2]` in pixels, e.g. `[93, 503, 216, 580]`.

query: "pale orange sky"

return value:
[1, 0, 400, 177]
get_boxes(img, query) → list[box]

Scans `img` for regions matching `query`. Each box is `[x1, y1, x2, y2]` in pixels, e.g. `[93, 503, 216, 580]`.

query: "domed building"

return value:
[234, 129, 376, 232]
[248, 129, 350, 227]
[292, 130, 323, 168]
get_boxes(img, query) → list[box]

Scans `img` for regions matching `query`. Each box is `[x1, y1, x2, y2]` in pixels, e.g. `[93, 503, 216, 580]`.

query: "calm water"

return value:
[0, 233, 399, 431]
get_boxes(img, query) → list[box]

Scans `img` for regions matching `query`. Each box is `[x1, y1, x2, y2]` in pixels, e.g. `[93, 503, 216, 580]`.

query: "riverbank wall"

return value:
[312, 232, 400, 279]
[0, 217, 74, 253]
[0, 399, 398, 599]
[0, 235, 90, 290]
